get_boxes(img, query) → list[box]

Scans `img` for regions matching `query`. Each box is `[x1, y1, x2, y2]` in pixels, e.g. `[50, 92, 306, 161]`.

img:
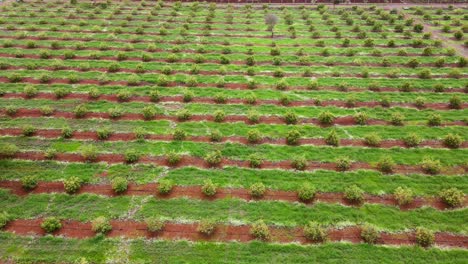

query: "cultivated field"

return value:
[0, 0, 466, 263]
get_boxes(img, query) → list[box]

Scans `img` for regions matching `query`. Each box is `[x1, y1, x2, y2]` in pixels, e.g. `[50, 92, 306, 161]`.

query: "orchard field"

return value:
[0, 0, 466, 263]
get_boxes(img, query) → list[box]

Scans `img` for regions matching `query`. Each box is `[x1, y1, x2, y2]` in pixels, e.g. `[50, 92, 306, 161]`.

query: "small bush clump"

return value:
[443, 133, 462, 149]
[197, 220, 217, 236]
[297, 183, 315, 202]
[111, 177, 128, 194]
[394, 186, 414, 206]
[420, 157, 442, 175]
[376, 156, 395, 173]
[41, 217, 62, 233]
[304, 222, 327, 242]
[146, 217, 165, 232]
[361, 224, 379, 244]
[201, 179, 217, 196]
[415, 227, 435, 247]
[250, 182, 266, 198]
[439, 188, 464, 207]
[63, 176, 81, 194]
[21, 175, 37, 190]
[344, 185, 364, 203]
[91, 216, 112, 234]
[158, 179, 174, 194]
[250, 220, 270, 241]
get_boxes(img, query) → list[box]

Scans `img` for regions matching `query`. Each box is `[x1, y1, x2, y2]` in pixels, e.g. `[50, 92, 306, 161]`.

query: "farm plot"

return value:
[0, 1, 467, 263]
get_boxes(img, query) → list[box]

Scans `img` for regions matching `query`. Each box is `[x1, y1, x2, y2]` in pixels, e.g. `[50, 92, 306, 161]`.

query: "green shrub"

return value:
[209, 129, 222, 142]
[146, 218, 165, 232]
[443, 133, 462, 148]
[420, 157, 442, 175]
[250, 182, 266, 198]
[22, 125, 36, 136]
[0, 212, 9, 229]
[353, 112, 368, 125]
[284, 111, 298, 124]
[213, 110, 225, 122]
[61, 126, 73, 139]
[434, 83, 446, 93]
[364, 133, 381, 147]
[142, 105, 157, 120]
[325, 130, 339, 146]
[449, 96, 461, 109]
[248, 153, 263, 168]
[166, 151, 181, 166]
[390, 112, 405, 126]
[247, 129, 261, 144]
[173, 128, 187, 141]
[7, 73, 22, 83]
[415, 227, 435, 247]
[21, 175, 38, 190]
[275, 79, 288, 90]
[286, 129, 301, 145]
[91, 216, 112, 234]
[360, 224, 379, 244]
[376, 156, 395, 173]
[149, 91, 160, 102]
[197, 220, 217, 236]
[116, 90, 132, 101]
[304, 222, 327, 242]
[403, 133, 421, 147]
[439, 188, 464, 207]
[250, 220, 270, 241]
[44, 148, 57, 160]
[336, 156, 351, 171]
[96, 128, 111, 140]
[291, 156, 307, 171]
[344, 185, 364, 203]
[158, 179, 174, 194]
[54, 88, 70, 99]
[108, 107, 123, 119]
[24, 85, 38, 98]
[182, 90, 194, 102]
[79, 145, 98, 162]
[5, 106, 17, 116]
[318, 111, 335, 125]
[297, 183, 315, 202]
[201, 179, 217, 196]
[427, 113, 441, 127]
[41, 217, 62, 233]
[394, 186, 414, 206]
[73, 104, 88, 118]
[111, 177, 128, 194]
[176, 109, 191, 121]
[63, 176, 81, 194]
[247, 111, 260, 124]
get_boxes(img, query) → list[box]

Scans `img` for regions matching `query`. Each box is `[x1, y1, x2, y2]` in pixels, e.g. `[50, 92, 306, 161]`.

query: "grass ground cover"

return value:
[0, 1, 466, 262]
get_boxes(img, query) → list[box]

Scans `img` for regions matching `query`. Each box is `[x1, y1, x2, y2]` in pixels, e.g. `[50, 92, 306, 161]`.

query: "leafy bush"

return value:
[284, 111, 298, 124]
[250, 220, 270, 241]
[96, 128, 111, 140]
[0, 212, 9, 229]
[176, 109, 191, 121]
[304, 222, 327, 242]
[427, 113, 441, 127]
[111, 177, 128, 194]
[344, 185, 364, 203]
[146, 217, 165, 232]
[286, 129, 301, 145]
[108, 107, 123, 119]
[63, 176, 81, 194]
[44, 148, 57, 160]
[22, 125, 36, 136]
[247, 129, 261, 144]
[172, 128, 186, 141]
[364, 133, 381, 147]
[79, 145, 98, 162]
[213, 110, 225, 122]
[360, 224, 379, 244]
[336, 156, 351, 171]
[449, 96, 461, 109]
[376, 156, 395, 173]
[54, 88, 70, 99]
[166, 151, 181, 166]
[420, 157, 442, 175]
[291, 156, 307, 171]
[24, 85, 38, 98]
[439, 188, 464, 207]
[142, 105, 157, 120]
[5, 106, 17, 116]
[297, 183, 315, 202]
[443, 133, 462, 149]
[403, 133, 421, 148]
[61, 126, 73, 139]
[318, 111, 335, 125]
[394, 186, 414, 206]
[415, 227, 435, 247]
[390, 112, 405, 126]
[247, 111, 260, 124]
[197, 220, 217, 236]
[73, 104, 88, 118]
[325, 130, 339, 146]
[91, 216, 112, 234]
[201, 179, 217, 196]
[248, 153, 263, 168]
[250, 182, 266, 198]
[41, 217, 62, 233]
[275, 79, 288, 90]
[158, 179, 174, 194]
[353, 112, 368, 125]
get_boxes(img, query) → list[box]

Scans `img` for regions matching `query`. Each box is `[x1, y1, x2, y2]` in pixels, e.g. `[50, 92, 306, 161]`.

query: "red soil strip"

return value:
[4, 92, 463, 111]
[0, 128, 465, 149]
[0, 180, 461, 210]
[0, 51, 460, 71]
[5, 151, 467, 176]
[3, 108, 467, 127]
[3, 219, 467, 248]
